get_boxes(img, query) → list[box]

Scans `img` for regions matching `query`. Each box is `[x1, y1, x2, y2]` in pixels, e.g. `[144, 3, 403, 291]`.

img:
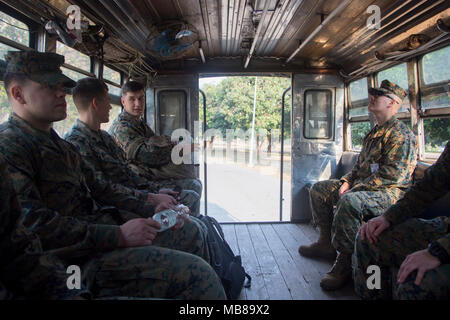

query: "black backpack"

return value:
[199, 215, 251, 299]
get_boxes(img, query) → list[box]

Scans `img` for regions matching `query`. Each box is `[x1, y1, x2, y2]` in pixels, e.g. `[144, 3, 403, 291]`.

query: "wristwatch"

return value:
[427, 241, 450, 264]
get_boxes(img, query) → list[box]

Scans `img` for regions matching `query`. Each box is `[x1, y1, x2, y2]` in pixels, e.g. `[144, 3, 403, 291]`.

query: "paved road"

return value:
[199, 160, 291, 222]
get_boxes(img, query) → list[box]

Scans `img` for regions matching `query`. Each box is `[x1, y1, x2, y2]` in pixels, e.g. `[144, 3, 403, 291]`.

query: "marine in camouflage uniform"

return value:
[299, 80, 418, 290]
[64, 118, 201, 216]
[0, 51, 225, 300]
[108, 107, 203, 197]
[354, 140, 450, 300]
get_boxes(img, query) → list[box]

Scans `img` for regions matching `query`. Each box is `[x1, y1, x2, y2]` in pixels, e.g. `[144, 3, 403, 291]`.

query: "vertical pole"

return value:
[280, 87, 291, 221]
[199, 89, 208, 216]
[249, 76, 258, 166]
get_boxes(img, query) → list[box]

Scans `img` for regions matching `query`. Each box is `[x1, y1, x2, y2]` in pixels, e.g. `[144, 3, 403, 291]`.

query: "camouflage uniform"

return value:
[0, 51, 225, 300]
[0, 156, 88, 300]
[64, 119, 201, 216]
[354, 140, 450, 300]
[108, 110, 202, 196]
[311, 115, 418, 254]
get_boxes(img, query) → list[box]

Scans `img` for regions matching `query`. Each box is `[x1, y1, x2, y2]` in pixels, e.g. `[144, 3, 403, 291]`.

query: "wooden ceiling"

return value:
[2, 0, 449, 79]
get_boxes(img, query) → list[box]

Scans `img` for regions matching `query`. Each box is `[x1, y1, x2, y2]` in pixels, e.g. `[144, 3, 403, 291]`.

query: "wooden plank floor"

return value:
[221, 223, 359, 300]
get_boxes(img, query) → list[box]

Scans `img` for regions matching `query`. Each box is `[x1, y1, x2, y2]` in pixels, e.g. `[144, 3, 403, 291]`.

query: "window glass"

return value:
[349, 78, 368, 102]
[0, 82, 10, 123]
[62, 67, 87, 82]
[421, 46, 450, 85]
[103, 65, 121, 84]
[0, 42, 19, 60]
[107, 83, 121, 96]
[101, 104, 122, 131]
[349, 78, 369, 118]
[377, 63, 410, 113]
[350, 122, 370, 151]
[304, 90, 333, 139]
[158, 90, 187, 136]
[56, 41, 90, 71]
[420, 46, 450, 110]
[423, 117, 450, 155]
[0, 11, 29, 46]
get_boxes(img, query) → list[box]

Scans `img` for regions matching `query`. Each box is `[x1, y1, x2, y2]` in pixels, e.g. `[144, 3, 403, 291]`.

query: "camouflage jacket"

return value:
[108, 110, 173, 169]
[0, 113, 155, 256]
[341, 116, 417, 199]
[383, 140, 450, 256]
[64, 119, 159, 195]
[0, 156, 89, 299]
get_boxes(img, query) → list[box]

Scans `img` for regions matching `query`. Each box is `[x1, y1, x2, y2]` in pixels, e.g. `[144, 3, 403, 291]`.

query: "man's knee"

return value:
[396, 267, 450, 300]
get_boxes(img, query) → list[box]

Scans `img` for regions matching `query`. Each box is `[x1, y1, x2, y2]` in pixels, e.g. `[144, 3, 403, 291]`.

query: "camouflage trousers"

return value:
[83, 218, 226, 300]
[353, 217, 450, 300]
[310, 179, 399, 254]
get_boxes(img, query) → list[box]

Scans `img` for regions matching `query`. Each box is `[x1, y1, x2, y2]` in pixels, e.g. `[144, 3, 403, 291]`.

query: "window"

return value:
[103, 65, 121, 96]
[158, 90, 187, 136]
[0, 11, 29, 48]
[377, 63, 410, 113]
[350, 121, 370, 151]
[423, 117, 450, 157]
[349, 78, 369, 118]
[304, 89, 333, 139]
[56, 41, 91, 72]
[419, 46, 450, 110]
[0, 83, 10, 123]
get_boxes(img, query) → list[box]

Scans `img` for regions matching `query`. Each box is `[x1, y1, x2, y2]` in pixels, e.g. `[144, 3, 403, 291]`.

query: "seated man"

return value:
[108, 81, 202, 196]
[298, 80, 418, 291]
[354, 140, 449, 300]
[64, 77, 200, 216]
[0, 51, 225, 300]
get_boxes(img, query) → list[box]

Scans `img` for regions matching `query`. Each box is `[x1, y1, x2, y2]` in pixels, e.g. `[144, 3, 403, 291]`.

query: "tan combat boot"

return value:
[298, 226, 337, 260]
[320, 252, 352, 291]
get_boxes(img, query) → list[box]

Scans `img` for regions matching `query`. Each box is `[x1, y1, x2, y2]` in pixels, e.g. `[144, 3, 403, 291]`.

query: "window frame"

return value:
[156, 89, 188, 136]
[303, 88, 335, 140]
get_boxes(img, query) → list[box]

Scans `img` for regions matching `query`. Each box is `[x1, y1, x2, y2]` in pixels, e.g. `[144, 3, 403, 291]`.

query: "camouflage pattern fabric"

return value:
[353, 217, 449, 300]
[4, 51, 75, 88]
[341, 116, 417, 199]
[0, 113, 223, 299]
[310, 116, 417, 254]
[64, 119, 201, 215]
[369, 79, 408, 102]
[382, 141, 450, 250]
[310, 179, 399, 254]
[109, 110, 200, 183]
[0, 156, 89, 299]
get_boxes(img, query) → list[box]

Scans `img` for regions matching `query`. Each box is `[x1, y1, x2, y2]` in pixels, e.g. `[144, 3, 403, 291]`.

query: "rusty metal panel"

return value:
[290, 73, 344, 222]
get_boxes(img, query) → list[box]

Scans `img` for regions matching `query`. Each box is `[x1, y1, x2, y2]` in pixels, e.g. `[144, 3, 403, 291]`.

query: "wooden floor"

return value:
[221, 223, 359, 300]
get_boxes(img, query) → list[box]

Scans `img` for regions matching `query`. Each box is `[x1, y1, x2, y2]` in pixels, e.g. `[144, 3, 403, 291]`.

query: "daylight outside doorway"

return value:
[199, 76, 291, 222]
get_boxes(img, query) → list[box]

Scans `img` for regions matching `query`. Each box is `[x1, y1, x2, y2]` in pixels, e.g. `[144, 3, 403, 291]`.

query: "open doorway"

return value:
[199, 76, 291, 222]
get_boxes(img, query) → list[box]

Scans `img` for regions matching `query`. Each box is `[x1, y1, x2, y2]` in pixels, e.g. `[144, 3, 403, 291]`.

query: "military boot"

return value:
[320, 252, 352, 291]
[298, 226, 336, 260]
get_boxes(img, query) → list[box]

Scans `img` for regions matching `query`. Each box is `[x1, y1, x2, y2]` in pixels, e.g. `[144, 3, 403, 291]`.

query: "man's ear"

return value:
[120, 96, 125, 106]
[91, 97, 99, 110]
[10, 85, 26, 104]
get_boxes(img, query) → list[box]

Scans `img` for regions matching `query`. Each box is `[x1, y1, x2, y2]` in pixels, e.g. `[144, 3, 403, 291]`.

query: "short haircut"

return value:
[72, 77, 108, 110]
[121, 81, 144, 96]
[3, 72, 29, 98]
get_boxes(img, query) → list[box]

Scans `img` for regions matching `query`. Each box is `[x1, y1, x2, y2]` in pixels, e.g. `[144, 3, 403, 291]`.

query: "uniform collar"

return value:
[371, 115, 398, 138]
[73, 119, 103, 143]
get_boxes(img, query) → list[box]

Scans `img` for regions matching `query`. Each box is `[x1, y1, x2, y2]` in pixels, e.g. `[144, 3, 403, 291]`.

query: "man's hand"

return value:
[397, 249, 441, 286]
[359, 215, 390, 244]
[147, 193, 177, 209]
[118, 218, 161, 247]
[159, 188, 179, 198]
[339, 182, 351, 197]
